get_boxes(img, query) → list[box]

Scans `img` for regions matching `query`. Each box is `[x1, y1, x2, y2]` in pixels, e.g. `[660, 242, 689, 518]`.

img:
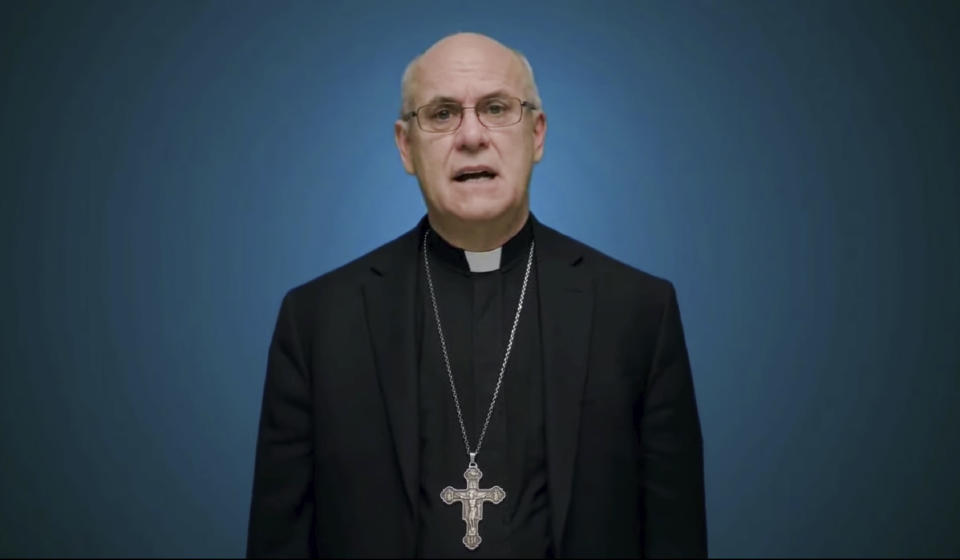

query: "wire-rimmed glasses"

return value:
[402, 96, 537, 133]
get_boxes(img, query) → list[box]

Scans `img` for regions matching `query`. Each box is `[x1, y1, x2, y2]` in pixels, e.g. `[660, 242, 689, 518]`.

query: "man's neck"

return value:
[427, 207, 529, 252]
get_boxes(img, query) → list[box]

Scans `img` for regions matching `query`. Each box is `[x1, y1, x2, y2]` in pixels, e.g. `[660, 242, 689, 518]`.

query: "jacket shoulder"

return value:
[281, 226, 415, 310]
[539, 221, 676, 302]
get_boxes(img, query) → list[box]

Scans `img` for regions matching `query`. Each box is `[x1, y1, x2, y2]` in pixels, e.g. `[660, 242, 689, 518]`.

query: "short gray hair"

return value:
[399, 44, 543, 119]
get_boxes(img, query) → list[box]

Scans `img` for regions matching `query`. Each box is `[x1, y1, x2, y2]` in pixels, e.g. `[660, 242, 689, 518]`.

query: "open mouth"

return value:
[452, 169, 498, 182]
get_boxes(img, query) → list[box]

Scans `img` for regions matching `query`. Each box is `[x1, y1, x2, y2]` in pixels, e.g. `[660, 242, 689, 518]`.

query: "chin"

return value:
[422, 176, 524, 223]
[449, 206, 510, 223]
[444, 193, 520, 223]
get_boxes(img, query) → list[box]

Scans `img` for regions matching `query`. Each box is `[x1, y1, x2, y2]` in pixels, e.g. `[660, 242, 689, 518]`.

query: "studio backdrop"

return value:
[1, 0, 957, 557]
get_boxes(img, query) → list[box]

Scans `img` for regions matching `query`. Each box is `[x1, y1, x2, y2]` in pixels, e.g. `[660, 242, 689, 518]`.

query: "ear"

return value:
[531, 111, 547, 163]
[394, 119, 417, 175]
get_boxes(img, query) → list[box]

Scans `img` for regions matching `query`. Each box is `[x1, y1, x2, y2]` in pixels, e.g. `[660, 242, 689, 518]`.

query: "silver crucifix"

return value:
[440, 460, 505, 550]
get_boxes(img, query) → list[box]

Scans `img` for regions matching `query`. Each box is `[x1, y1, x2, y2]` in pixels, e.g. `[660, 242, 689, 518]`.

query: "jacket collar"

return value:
[360, 212, 593, 552]
[420, 212, 536, 274]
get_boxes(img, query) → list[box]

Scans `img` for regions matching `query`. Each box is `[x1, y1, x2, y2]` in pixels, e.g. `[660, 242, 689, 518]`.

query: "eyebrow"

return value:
[421, 90, 514, 106]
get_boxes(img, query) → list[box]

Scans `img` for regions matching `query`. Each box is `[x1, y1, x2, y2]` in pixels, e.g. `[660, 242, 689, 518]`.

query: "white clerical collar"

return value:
[463, 247, 502, 273]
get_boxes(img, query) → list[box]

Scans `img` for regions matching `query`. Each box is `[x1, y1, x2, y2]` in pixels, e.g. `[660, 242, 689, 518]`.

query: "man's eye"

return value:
[485, 103, 506, 114]
[428, 105, 458, 121]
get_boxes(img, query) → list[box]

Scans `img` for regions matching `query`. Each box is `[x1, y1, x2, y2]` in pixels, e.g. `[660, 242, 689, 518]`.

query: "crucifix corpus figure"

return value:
[441, 464, 506, 550]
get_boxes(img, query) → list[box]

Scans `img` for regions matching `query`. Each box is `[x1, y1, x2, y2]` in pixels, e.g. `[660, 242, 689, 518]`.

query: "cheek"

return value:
[502, 141, 534, 185]
[413, 144, 449, 180]
[412, 149, 452, 202]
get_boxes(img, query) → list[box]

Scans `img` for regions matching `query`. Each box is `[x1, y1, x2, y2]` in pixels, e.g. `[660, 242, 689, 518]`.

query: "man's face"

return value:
[395, 35, 546, 225]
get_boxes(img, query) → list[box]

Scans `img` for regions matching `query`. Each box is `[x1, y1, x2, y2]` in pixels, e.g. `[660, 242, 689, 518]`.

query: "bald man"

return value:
[247, 33, 707, 558]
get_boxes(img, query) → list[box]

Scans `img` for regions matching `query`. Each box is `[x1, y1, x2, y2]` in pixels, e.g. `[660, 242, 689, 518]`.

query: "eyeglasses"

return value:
[402, 96, 537, 133]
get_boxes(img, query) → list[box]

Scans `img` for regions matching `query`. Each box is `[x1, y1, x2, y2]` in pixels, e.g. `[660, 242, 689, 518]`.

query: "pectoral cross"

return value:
[440, 461, 505, 550]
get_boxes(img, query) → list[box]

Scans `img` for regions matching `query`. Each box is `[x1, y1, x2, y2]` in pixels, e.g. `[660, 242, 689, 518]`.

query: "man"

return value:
[247, 32, 707, 558]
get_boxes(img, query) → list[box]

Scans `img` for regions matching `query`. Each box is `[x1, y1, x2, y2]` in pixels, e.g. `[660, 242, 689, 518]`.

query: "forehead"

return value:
[413, 38, 526, 104]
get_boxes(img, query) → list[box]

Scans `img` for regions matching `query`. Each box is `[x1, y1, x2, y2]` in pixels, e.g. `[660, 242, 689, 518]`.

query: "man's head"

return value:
[394, 33, 546, 243]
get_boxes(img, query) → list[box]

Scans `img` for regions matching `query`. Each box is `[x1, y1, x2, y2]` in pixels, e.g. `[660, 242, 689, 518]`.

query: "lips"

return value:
[452, 166, 498, 182]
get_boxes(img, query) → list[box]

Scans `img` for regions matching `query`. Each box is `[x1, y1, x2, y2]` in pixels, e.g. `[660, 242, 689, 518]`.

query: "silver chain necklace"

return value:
[422, 226, 535, 550]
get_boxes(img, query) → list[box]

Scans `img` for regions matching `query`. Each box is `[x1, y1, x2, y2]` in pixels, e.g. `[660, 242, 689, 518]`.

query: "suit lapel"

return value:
[533, 216, 594, 552]
[361, 222, 422, 517]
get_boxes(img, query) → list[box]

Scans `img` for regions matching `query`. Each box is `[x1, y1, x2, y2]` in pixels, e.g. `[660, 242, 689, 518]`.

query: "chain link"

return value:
[422, 228, 535, 462]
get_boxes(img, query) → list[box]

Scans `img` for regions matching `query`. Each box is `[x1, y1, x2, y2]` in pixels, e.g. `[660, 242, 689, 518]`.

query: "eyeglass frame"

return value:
[401, 96, 539, 133]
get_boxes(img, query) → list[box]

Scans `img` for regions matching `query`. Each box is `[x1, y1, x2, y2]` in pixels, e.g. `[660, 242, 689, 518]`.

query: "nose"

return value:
[454, 108, 489, 153]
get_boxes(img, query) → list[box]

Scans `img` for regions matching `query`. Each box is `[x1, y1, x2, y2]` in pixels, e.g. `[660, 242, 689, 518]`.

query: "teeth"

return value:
[456, 171, 495, 181]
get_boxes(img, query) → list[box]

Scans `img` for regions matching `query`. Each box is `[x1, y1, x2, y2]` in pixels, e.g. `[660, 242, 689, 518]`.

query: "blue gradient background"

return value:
[1, 1, 958, 557]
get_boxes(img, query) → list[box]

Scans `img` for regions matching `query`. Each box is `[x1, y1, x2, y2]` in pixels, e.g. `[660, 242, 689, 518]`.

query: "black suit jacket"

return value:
[247, 214, 707, 558]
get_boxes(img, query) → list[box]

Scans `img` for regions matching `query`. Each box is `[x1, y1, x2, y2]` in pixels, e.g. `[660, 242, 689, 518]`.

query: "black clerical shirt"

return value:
[415, 214, 552, 558]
